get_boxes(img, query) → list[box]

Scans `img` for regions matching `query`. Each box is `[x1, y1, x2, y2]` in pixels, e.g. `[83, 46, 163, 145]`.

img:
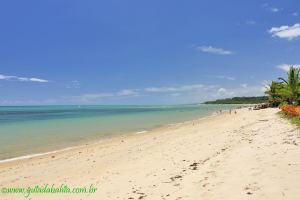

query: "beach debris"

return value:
[244, 182, 260, 195]
[221, 148, 227, 151]
[131, 187, 146, 199]
[138, 193, 147, 199]
[253, 103, 269, 110]
[170, 175, 182, 182]
[259, 119, 269, 121]
[189, 162, 199, 170]
[283, 140, 298, 146]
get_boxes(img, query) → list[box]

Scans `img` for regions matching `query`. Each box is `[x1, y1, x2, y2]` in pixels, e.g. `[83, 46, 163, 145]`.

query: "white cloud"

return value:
[71, 89, 139, 103]
[217, 88, 234, 96]
[144, 83, 265, 104]
[215, 85, 266, 98]
[144, 84, 205, 93]
[210, 75, 235, 81]
[0, 75, 11, 80]
[21, 78, 48, 82]
[293, 12, 299, 16]
[197, 46, 233, 55]
[0, 74, 48, 83]
[1, 81, 268, 105]
[269, 23, 300, 40]
[144, 83, 264, 98]
[218, 76, 235, 80]
[117, 89, 139, 96]
[277, 64, 300, 72]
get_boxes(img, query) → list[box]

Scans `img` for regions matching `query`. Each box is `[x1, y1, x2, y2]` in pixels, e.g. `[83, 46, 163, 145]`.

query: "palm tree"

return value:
[265, 81, 284, 107]
[278, 66, 300, 105]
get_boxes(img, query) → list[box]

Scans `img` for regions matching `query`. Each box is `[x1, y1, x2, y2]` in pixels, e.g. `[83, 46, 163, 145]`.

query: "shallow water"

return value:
[0, 104, 239, 160]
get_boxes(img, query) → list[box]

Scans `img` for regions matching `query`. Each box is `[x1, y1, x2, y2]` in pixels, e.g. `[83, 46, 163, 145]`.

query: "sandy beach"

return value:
[1, 108, 300, 199]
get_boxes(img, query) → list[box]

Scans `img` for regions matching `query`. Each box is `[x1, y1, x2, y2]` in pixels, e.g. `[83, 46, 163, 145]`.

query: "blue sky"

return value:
[0, 0, 300, 105]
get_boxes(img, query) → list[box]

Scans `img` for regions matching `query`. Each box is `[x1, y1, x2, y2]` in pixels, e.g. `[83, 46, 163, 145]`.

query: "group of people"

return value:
[218, 106, 254, 115]
[229, 109, 237, 115]
[217, 109, 237, 115]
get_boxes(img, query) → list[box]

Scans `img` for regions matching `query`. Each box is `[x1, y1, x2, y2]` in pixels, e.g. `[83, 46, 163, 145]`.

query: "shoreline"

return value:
[0, 107, 234, 165]
[3, 107, 297, 200]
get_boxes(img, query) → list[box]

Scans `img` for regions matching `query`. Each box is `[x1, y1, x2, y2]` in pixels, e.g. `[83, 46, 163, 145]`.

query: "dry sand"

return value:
[1, 108, 300, 199]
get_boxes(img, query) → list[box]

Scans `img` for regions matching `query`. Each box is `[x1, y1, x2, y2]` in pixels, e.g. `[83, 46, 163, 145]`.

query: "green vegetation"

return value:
[266, 67, 300, 126]
[265, 81, 284, 107]
[265, 66, 300, 107]
[204, 96, 268, 104]
[205, 66, 300, 106]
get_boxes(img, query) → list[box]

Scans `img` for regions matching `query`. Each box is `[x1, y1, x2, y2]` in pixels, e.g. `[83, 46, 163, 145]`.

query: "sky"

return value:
[0, 0, 300, 105]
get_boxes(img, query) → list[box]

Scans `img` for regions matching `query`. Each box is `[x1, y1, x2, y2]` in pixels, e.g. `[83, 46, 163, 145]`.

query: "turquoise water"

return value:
[0, 104, 238, 160]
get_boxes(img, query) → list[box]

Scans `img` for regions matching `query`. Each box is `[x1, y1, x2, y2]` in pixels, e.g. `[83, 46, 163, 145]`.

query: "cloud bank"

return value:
[206, 75, 235, 81]
[71, 89, 139, 103]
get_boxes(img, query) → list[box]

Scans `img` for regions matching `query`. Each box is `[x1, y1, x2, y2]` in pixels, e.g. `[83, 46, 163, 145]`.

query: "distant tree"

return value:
[204, 96, 268, 104]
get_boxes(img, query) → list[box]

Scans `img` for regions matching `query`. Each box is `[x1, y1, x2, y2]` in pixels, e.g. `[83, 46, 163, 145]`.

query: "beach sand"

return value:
[1, 108, 300, 199]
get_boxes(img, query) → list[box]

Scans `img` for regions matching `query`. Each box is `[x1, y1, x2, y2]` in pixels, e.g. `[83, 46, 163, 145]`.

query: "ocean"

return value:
[0, 104, 239, 161]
